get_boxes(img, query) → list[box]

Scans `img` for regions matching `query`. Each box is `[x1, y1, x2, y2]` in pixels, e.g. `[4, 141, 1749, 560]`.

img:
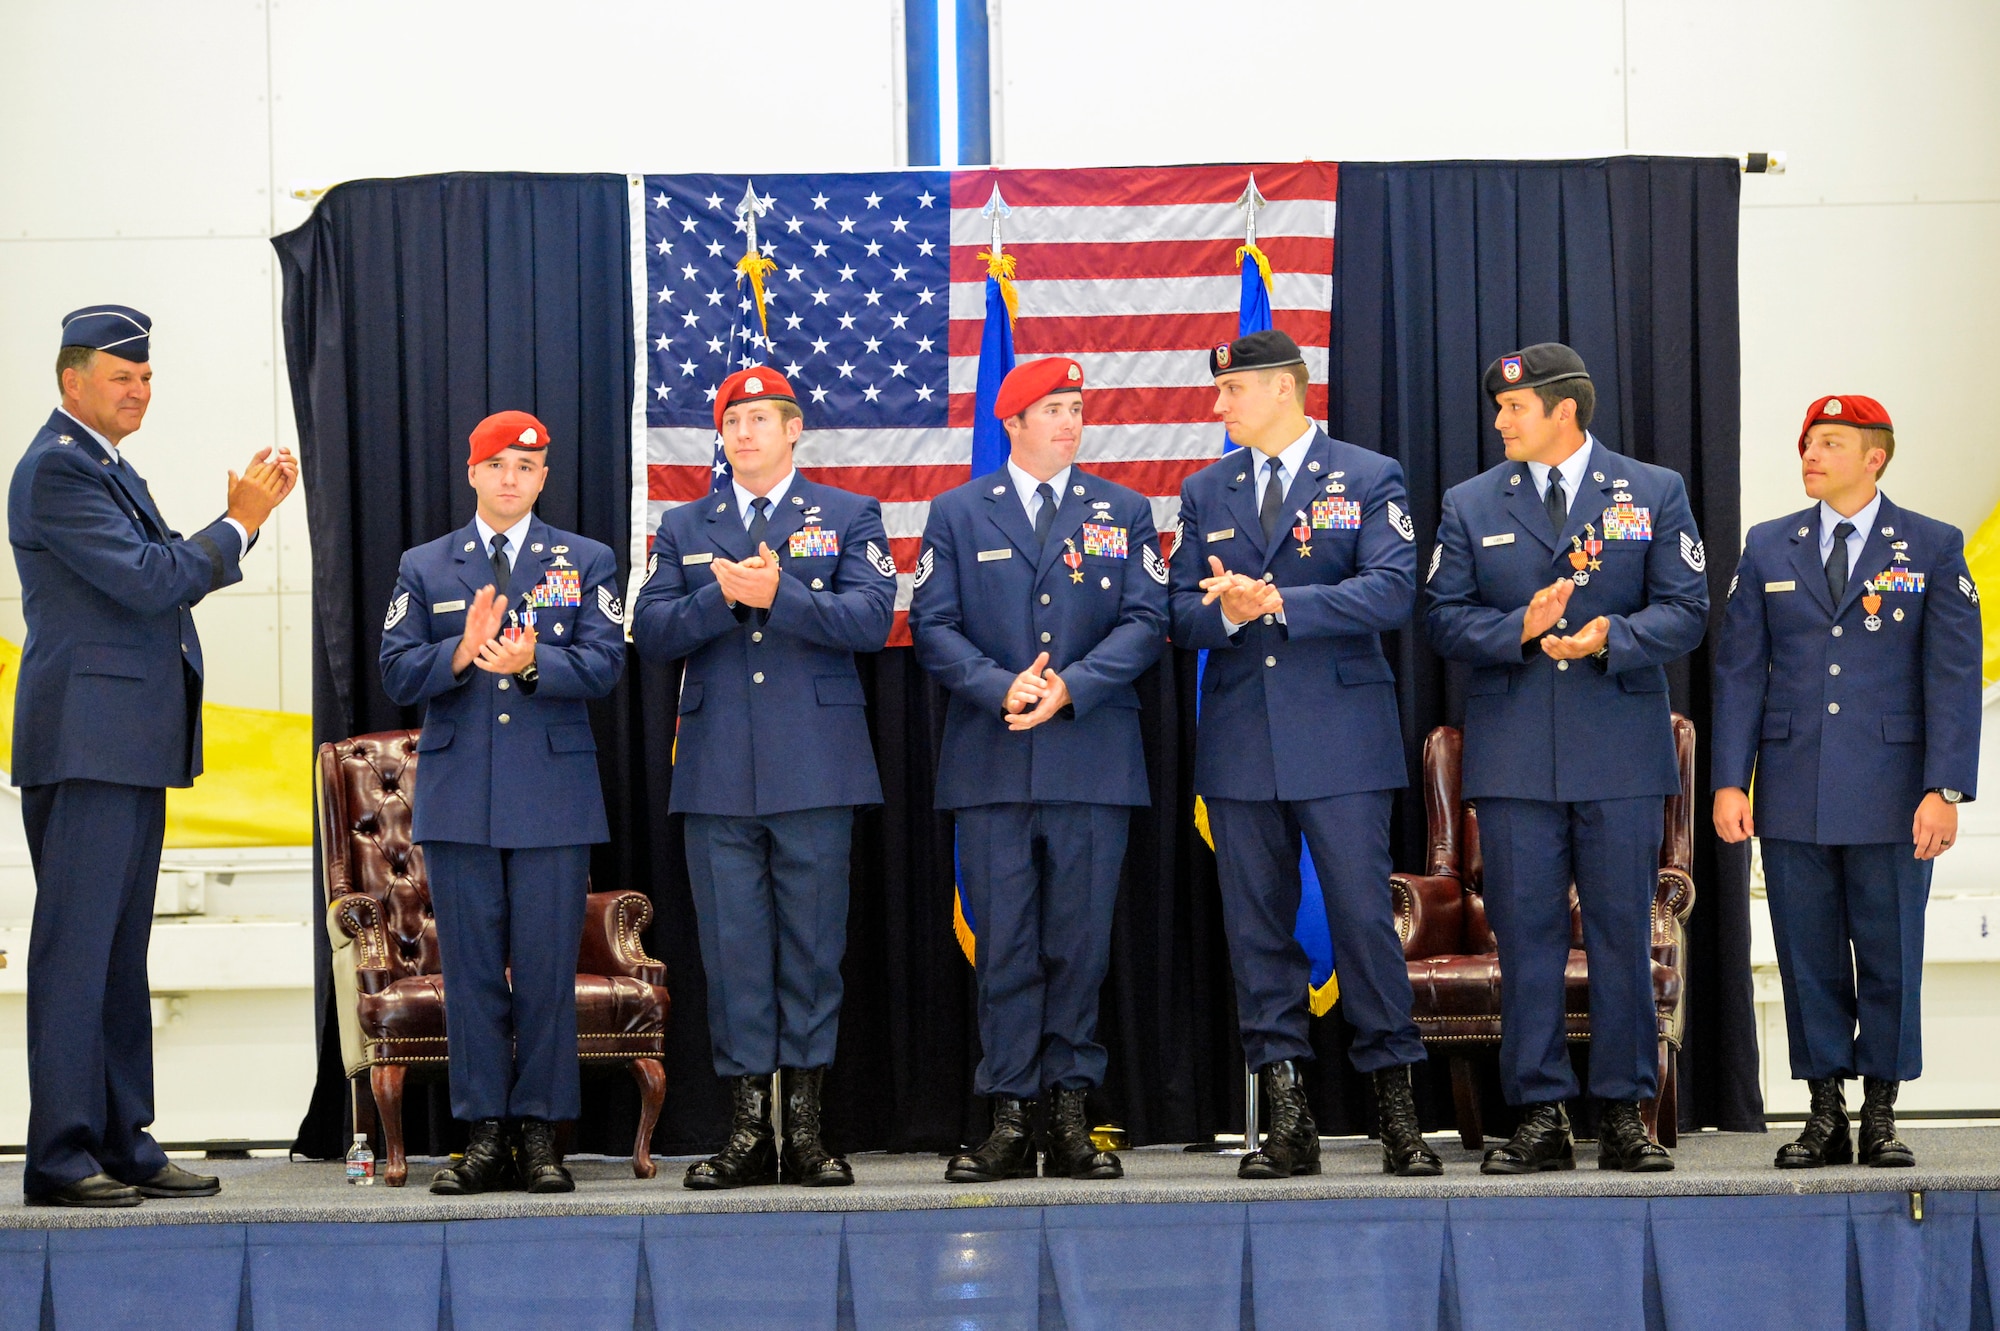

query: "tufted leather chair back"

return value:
[318, 731, 439, 980]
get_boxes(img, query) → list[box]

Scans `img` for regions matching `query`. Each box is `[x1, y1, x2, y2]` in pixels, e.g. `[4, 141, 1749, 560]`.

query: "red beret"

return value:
[994, 357, 1084, 420]
[1798, 394, 1893, 453]
[714, 366, 797, 433]
[467, 410, 550, 466]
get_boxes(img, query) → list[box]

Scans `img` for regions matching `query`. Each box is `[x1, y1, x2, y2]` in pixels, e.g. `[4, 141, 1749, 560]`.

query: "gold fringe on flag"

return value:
[1235, 242, 1275, 295]
[735, 251, 779, 339]
[978, 249, 1019, 325]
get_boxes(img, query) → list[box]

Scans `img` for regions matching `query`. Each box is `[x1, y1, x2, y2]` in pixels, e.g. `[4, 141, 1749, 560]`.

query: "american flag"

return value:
[629, 163, 1338, 642]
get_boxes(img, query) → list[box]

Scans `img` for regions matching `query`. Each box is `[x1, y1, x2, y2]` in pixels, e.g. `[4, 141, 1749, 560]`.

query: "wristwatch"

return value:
[515, 662, 540, 693]
[1933, 788, 1964, 804]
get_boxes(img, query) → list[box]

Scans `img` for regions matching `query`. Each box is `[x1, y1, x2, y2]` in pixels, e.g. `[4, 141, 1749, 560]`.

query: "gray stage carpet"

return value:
[3, 1128, 1995, 1228]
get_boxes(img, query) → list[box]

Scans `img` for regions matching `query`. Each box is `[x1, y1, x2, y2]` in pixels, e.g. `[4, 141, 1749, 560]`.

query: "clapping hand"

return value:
[450, 586, 509, 674]
[1201, 555, 1283, 623]
[713, 542, 783, 609]
[1521, 578, 1575, 642]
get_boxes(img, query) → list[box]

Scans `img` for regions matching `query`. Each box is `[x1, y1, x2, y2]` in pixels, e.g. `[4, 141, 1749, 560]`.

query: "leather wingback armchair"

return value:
[317, 730, 670, 1185]
[1391, 715, 1697, 1148]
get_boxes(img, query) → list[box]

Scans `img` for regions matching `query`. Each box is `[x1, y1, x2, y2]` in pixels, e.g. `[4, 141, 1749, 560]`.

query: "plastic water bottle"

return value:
[345, 1133, 376, 1185]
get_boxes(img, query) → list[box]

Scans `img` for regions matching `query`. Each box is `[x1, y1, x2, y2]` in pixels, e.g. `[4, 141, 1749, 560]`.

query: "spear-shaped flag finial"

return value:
[733, 180, 777, 341]
[979, 183, 1018, 323]
[1236, 174, 1268, 248]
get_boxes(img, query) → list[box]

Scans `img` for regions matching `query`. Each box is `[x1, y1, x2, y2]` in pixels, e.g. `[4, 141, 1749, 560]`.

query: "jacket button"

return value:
[1264, 655, 1276, 667]
[1262, 572, 1274, 583]
[1557, 618, 1568, 629]
[1040, 594, 1050, 605]
[1828, 663, 1840, 675]
[811, 578, 824, 589]
[1557, 660, 1570, 671]
[753, 672, 765, 684]
[498, 713, 511, 724]
[498, 679, 510, 690]
[1827, 702, 1840, 715]
[1263, 614, 1274, 625]
[1832, 626, 1843, 637]
[1041, 631, 1052, 643]
[752, 631, 763, 642]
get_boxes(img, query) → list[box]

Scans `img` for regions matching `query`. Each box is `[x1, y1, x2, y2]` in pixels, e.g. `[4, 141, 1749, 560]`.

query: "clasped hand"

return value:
[1004, 650, 1071, 731]
[449, 585, 536, 675]
[1200, 555, 1282, 623]
[225, 446, 300, 533]
[1521, 578, 1608, 659]
[713, 542, 783, 609]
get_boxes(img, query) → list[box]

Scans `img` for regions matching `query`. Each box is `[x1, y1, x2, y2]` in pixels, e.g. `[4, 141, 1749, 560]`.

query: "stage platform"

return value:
[3, 1129, 1998, 1328]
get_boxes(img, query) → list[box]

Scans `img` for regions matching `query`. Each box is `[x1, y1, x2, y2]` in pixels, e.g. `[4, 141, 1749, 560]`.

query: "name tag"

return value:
[1205, 528, 1236, 543]
[1481, 533, 1515, 547]
[1764, 580, 1795, 593]
[681, 552, 714, 566]
[977, 548, 1012, 562]
[431, 599, 466, 613]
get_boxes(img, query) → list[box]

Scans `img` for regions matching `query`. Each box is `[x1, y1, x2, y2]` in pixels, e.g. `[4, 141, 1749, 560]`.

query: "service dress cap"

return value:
[468, 410, 551, 466]
[1797, 394, 1893, 453]
[1482, 342, 1591, 400]
[60, 304, 152, 363]
[993, 357, 1084, 419]
[1210, 328, 1305, 378]
[713, 366, 798, 433]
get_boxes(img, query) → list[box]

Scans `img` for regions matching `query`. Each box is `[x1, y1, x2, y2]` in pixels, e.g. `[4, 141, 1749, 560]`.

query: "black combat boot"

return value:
[1775, 1078, 1852, 1168]
[1480, 1102, 1575, 1175]
[430, 1119, 516, 1195]
[684, 1075, 779, 1190]
[1044, 1087, 1122, 1180]
[1859, 1077, 1915, 1168]
[946, 1096, 1040, 1182]
[1239, 1060, 1321, 1179]
[517, 1119, 575, 1193]
[1374, 1065, 1443, 1177]
[1597, 1100, 1673, 1172]
[780, 1067, 854, 1187]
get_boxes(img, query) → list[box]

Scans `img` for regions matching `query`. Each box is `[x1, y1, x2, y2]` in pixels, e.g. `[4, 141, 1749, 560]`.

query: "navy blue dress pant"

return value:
[1762, 837, 1930, 1082]
[422, 841, 590, 1122]
[22, 780, 171, 1197]
[684, 807, 853, 1077]
[1208, 791, 1425, 1073]
[956, 802, 1128, 1098]
[1476, 796, 1663, 1104]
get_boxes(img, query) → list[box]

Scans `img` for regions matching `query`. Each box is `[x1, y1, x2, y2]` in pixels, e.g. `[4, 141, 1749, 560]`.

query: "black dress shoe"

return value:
[685, 1075, 779, 1190]
[1776, 1077, 1853, 1169]
[1240, 1060, 1321, 1179]
[517, 1120, 575, 1194]
[1481, 1102, 1576, 1175]
[1045, 1088, 1122, 1180]
[1373, 1065, 1443, 1177]
[1597, 1101, 1673, 1172]
[431, 1119, 516, 1195]
[127, 1161, 221, 1198]
[779, 1067, 853, 1187]
[26, 1173, 143, 1208]
[1859, 1077, 1915, 1168]
[947, 1096, 1040, 1183]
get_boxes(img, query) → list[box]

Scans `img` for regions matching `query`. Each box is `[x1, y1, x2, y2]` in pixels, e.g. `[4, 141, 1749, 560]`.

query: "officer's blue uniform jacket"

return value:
[1425, 437, 1710, 800]
[9, 409, 244, 788]
[632, 474, 897, 816]
[1711, 494, 1981, 844]
[911, 466, 1167, 809]
[380, 516, 624, 846]
[1168, 429, 1416, 800]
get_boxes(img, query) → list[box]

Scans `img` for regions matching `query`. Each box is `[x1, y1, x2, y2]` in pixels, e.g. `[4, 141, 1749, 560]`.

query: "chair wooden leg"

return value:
[630, 1058, 665, 1180]
[369, 1063, 409, 1187]
[1450, 1053, 1484, 1151]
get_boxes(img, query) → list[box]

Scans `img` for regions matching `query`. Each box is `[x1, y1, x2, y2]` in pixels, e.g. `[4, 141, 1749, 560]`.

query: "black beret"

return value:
[1483, 342, 1590, 399]
[1210, 328, 1305, 378]
[60, 304, 152, 362]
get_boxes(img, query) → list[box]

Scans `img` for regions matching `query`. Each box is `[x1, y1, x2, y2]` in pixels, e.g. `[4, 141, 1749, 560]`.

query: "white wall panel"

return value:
[1738, 201, 2000, 535]
[278, 589, 312, 714]
[997, 1, 1626, 166]
[191, 592, 283, 711]
[0, 1, 273, 239]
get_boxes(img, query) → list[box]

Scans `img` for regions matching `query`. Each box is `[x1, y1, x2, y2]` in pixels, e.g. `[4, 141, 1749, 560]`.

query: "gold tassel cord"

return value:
[978, 249, 1019, 325]
[734, 252, 779, 340]
[1236, 242, 1275, 295]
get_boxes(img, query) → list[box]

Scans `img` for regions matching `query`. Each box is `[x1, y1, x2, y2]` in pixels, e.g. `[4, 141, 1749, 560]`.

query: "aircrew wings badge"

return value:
[383, 591, 409, 631]
[597, 584, 624, 623]
[1680, 532, 1706, 573]
[912, 546, 935, 589]
[1142, 542, 1169, 585]
[1387, 500, 1415, 541]
[866, 540, 898, 578]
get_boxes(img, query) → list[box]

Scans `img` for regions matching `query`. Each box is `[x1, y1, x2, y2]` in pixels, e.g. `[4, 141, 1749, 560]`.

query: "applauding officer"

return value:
[1169, 329, 1440, 1180]
[911, 358, 1166, 1182]
[13, 306, 294, 1207]
[380, 411, 626, 1195]
[633, 367, 897, 1189]
[1712, 395, 1980, 1169]
[1426, 344, 1708, 1173]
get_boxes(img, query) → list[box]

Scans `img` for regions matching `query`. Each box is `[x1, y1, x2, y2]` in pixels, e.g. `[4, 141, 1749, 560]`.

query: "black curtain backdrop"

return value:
[277, 158, 1759, 1162]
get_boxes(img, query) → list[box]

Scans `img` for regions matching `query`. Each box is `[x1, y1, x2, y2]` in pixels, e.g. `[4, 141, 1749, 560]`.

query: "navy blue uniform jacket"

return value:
[911, 466, 1167, 809]
[1425, 438, 1710, 802]
[380, 517, 624, 847]
[632, 475, 897, 816]
[1168, 429, 1415, 801]
[9, 410, 245, 789]
[1711, 494, 1981, 844]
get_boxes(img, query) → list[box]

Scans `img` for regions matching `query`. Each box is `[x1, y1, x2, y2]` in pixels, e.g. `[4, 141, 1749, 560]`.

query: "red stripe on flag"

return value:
[947, 308, 1332, 357]
[888, 535, 921, 567]
[951, 163, 1337, 209]
[948, 383, 1327, 427]
[947, 236, 1333, 284]
[649, 465, 713, 501]
[888, 610, 911, 648]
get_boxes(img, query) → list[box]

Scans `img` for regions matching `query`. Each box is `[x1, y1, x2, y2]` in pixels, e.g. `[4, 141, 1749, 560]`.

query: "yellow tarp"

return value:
[0, 636, 311, 847]
[1964, 501, 2000, 689]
